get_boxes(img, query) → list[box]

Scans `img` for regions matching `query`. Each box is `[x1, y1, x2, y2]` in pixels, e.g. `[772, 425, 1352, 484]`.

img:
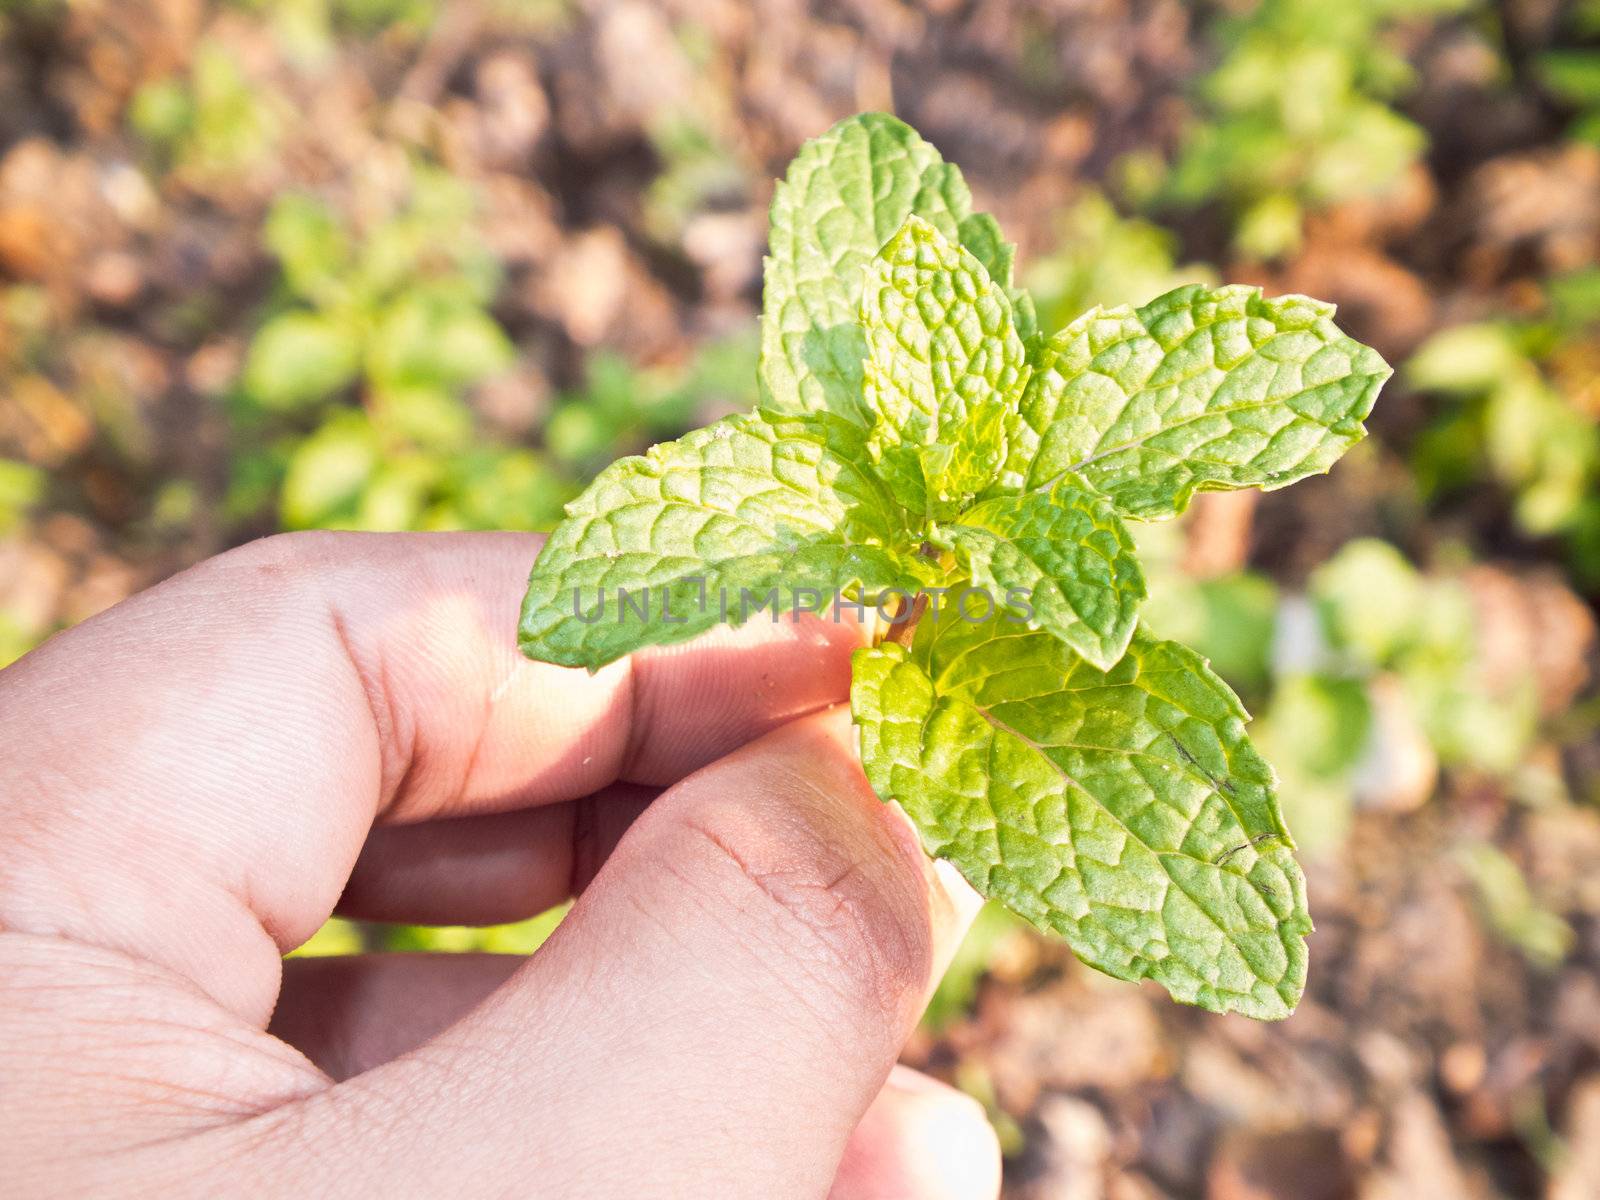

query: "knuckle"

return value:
[665, 779, 933, 1034]
[195, 531, 359, 619]
[206, 530, 327, 581]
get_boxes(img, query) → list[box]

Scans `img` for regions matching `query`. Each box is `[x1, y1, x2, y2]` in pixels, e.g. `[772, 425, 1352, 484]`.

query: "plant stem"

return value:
[886, 591, 926, 648]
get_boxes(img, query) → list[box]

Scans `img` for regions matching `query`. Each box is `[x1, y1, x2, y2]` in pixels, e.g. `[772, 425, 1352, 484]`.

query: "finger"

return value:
[251, 709, 985, 1197]
[0, 531, 865, 1024]
[275, 966, 1002, 1197]
[336, 783, 657, 926]
[269, 954, 523, 1082]
[273, 963, 1001, 1198]
[830, 1066, 1002, 1200]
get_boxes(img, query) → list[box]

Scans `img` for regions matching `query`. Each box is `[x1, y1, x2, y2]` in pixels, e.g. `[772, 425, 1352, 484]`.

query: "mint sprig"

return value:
[518, 112, 1392, 1018]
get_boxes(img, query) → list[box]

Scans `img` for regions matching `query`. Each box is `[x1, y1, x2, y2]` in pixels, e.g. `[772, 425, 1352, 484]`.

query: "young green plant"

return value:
[517, 113, 1391, 1019]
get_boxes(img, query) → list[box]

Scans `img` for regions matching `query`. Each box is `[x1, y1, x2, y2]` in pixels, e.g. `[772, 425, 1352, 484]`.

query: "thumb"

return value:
[269, 707, 982, 1197]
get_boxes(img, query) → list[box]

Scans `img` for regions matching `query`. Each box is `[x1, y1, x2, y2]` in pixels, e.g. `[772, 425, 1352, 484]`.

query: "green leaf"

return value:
[943, 476, 1144, 670]
[280, 410, 379, 529]
[1541, 50, 1600, 106]
[243, 311, 361, 410]
[0, 457, 45, 534]
[861, 217, 1029, 521]
[129, 78, 194, 147]
[264, 194, 352, 306]
[957, 211, 1038, 344]
[760, 112, 1027, 425]
[852, 617, 1310, 1019]
[368, 286, 515, 391]
[448, 448, 573, 532]
[999, 284, 1390, 519]
[353, 458, 435, 531]
[373, 384, 475, 451]
[1310, 537, 1426, 666]
[519, 409, 913, 669]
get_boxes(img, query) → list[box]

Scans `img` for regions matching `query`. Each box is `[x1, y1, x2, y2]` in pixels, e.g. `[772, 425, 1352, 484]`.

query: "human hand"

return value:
[0, 532, 999, 1198]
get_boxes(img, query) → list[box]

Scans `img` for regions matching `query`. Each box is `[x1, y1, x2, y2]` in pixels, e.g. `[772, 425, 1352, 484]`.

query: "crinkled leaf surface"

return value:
[943, 476, 1144, 670]
[761, 112, 1029, 425]
[519, 410, 912, 668]
[852, 616, 1310, 1019]
[998, 284, 1391, 519]
[861, 217, 1028, 521]
[514, 113, 1397, 1020]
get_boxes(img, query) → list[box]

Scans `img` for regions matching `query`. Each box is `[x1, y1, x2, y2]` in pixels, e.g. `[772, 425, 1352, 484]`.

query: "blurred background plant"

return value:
[226, 167, 569, 533]
[4, 0, 1600, 1194]
[1539, 0, 1600, 143]
[1158, 0, 1481, 259]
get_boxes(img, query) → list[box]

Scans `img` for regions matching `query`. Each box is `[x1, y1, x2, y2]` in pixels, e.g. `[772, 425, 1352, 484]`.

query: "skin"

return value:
[0, 531, 1000, 1199]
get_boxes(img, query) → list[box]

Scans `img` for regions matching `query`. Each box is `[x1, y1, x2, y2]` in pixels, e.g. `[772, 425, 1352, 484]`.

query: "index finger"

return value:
[0, 531, 866, 1023]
